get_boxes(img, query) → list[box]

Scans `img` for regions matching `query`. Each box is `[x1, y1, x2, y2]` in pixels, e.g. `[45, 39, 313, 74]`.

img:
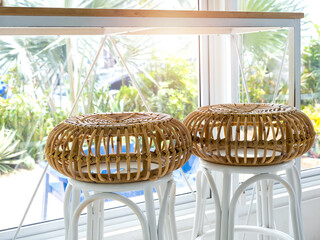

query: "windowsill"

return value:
[3, 172, 320, 240]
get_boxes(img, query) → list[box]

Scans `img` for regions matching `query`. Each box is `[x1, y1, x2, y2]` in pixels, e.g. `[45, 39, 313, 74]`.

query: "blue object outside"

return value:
[0, 81, 8, 99]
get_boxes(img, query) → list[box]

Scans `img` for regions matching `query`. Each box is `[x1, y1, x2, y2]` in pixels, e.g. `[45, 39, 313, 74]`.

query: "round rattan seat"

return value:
[45, 112, 192, 183]
[184, 103, 315, 166]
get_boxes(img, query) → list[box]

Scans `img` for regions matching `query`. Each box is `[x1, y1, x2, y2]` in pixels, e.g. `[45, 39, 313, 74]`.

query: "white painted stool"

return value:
[64, 174, 177, 240]
[183, 104, 315, 240]
[192, 160, 303, 240]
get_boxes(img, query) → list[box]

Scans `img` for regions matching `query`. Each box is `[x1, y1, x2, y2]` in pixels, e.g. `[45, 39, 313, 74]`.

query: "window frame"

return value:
[0, 5, 307, 239]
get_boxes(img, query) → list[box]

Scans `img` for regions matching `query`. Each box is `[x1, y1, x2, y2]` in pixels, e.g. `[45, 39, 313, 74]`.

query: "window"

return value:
[0, 0, 313, 239]
[299, 1, 320, 171]
[238, 0, 320, 172]
[0, 1, 200, 237]
[0, 36, 199, 229]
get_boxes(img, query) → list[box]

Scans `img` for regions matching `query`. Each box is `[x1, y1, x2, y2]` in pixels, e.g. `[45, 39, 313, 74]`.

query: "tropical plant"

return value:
[302, 104, 320, 157]
[0, 68, 67, 161]
[302, 104, 320, 134]
[114, 55, 198, 121]
[238, 0, 303, 103]
[0, 126, 34, 174]
[0, 1, 197, 173]
[239, 64, 289, 103]
[299, 23, 320, 157]
[239, 0, 303, 59]
[301, 24, 320, 106]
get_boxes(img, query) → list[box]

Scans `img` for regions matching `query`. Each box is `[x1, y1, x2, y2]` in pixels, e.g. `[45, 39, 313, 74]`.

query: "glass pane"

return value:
[0, 35, 72, 230]
[0, 34, 199, 231]
[300, 1, 320, 170]
[238, 30, 289, 105]
[238, 0, 320, 171]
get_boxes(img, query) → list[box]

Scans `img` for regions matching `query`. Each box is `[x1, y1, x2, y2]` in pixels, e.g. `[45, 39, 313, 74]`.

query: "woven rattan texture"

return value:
[184, 103, 316, 166]
[45, 112, 192, 183]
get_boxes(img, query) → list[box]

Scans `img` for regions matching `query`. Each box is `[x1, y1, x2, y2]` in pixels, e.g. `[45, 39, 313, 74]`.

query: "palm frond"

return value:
[0, 126, 34, 174]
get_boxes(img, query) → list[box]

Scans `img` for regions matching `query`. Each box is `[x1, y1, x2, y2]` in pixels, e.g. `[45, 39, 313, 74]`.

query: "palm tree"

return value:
[237, 0, 304, 103]
[0, 126, 34, 174]
[0, 36, 67, 113]
[0, 0, 197, 163]
[1, 0, 173, 114]
[239, 0, 303, 59]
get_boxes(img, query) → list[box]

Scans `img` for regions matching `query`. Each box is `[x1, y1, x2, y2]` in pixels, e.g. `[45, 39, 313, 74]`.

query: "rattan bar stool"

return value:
[45, 112, 192, 240]
[184, 103, 315, 240]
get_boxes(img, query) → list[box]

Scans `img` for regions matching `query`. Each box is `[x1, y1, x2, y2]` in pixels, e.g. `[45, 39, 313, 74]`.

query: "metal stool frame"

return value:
[64, 174, 177, 240]
[192, 160, 303, 240]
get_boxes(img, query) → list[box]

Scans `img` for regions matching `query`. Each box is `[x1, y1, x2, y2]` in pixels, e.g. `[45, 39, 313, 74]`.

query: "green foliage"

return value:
[238, 0, 303, 104]
[0, 1, 198, 176]
[0, 126, 34, 174]
[116, 85, 144, 112]
[2, 66, 21, 94]
[301, 25, 320, 106]
[240, 64, 288, 103]
[239, 0, 302, 61]
[84, 81, 129, 113]
[0, 70, 67, 161]
[116, 55, 198, 121]
[302, 104, 320, 134]
[302, 104, 320, 156]
[239, 0, 302, 12]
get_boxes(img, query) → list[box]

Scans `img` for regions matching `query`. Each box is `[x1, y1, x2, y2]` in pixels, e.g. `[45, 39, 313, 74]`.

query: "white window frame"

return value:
[0, 3, 310, 239]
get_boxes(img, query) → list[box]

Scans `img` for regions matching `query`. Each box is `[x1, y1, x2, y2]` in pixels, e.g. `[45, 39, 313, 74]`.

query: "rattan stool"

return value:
[45, 112, 192, 240]
[184, 103, 315, 240]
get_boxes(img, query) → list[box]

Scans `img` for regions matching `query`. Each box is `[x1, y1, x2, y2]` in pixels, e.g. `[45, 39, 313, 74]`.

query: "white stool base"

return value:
[192, 160, 304, 240]
[64, 174, 176, 240]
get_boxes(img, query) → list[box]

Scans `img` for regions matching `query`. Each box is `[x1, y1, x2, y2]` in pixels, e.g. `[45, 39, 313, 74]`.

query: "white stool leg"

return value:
[267, 180, 275, 230]
[286, 165, 304, 240]
[267, 180, 278, 240]
[192, 170, 207, 239]
[159, 180, 177, 240]
[158, 179, 177, 240]
[69, 186, 81, 240]
[83, 191, 93, 240]
[256, 182, 264, 240]
[292, 165, 302, 204]
[228, 174, 300, 240]
[168, 181, 178, 240]
[158, 179, 175, 240]
[64, 184, 72, 240]
[156, 185, 170, 240]
[158, 182, 172, 240]
[70, 192, 150, 240]
[202, 168, 222, 240]
[221, 172, 232, 240]
[263, 179, 276, 240]
[93, 199, 99, 240]
[92, 194, 103, 240]
[261, 180, 270, 240]
[145, 185, 157, 240]
[98, 199, 104, 240]
[261, 180, 269, 228]
[293, 166, 304, 240]
[199, 172, 209, 236]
